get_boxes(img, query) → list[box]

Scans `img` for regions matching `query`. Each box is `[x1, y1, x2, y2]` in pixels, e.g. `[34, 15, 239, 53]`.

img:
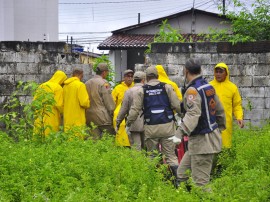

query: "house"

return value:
[98, 8, 231, 82]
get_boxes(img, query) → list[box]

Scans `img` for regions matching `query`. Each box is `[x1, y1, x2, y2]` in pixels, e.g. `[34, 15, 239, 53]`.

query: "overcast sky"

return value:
[58, 0, 254, 53]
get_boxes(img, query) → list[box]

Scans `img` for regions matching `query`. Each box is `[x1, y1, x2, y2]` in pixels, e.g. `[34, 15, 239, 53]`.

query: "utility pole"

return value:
[138, 13, 140, 24]
[223, 0, 225, 15]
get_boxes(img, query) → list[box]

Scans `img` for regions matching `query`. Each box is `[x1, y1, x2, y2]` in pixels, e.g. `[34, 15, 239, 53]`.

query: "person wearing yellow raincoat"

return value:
[63, 68, 90, 135]
[112, 69, 134, 146]
[210, 62, 244, 148]
[34, 70, 67, 137]
[156, 65, 182, 101]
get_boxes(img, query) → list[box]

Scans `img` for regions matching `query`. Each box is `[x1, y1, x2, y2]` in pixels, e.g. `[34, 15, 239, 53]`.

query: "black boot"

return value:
[169, 165, 179, 188]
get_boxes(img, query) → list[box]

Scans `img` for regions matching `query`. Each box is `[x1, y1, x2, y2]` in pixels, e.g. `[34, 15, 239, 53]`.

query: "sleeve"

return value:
[111, 86, 118, 104]
[166, 84, 181, 114]
[176, 87, 202, 138]
[126, 88, 143, 127]
[78, 83, 90, 109]
[54, 86, 64, 113]
[101, 82, 115, 117]
[172, 82, 183, 101]
[116, 91, 130, 127]
[214, 94, 226, 131]
[232, 87, 244, 120]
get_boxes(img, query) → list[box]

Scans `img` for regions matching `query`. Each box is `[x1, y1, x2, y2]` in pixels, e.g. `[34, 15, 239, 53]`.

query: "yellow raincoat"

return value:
[112, 81, 134, 146]
[156, 65, 183, 101]
[34, 70, 67, 136]
[63, 77, 90, 132]
[210, 63, 244, 148]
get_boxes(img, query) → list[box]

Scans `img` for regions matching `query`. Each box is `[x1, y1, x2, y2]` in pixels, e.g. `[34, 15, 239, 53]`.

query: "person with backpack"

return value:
[169, 58, 226, 188]
[126, 65, 181, 177]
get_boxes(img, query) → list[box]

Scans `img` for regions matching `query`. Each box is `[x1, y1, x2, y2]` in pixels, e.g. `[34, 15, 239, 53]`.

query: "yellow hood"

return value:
[156, 65, 182, 101]
[213, 62, 230, 82]
[49, 70, 67, 85]
[64, 77, 80, 85]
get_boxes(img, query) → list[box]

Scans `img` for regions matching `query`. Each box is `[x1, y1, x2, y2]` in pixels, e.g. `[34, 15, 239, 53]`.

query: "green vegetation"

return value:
[207, 0, 270, 44]
[1, 83, 270, 201]
[93, 55, 115, 86]
[145, 19, 185, 54]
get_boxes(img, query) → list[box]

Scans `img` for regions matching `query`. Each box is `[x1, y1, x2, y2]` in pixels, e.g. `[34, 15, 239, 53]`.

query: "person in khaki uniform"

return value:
[112, 69, 134, 146]
[116, 71, 146, 150]
[85, 63, 115, 139]
[169, 58, 226, 187]
[126, 66, 181, 174]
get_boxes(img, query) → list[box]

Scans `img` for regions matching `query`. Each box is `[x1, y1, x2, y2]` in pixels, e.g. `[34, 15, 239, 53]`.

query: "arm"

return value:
[78, 83, 90, 109]
[116, 91, 130, 127]
[54, 86, 64, 113]
[126, 88, 143, 127]
[214, 94, 226, 131]
[101, 83, 115, 117]
[166, 84, 181, 114]
[175, 87, 202, 138]
[232, 87, 244, 128]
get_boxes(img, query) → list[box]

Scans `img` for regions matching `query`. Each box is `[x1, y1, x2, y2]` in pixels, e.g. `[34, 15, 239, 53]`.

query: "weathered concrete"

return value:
[147, 41, 270, 126]
[0, 41, 94, 112]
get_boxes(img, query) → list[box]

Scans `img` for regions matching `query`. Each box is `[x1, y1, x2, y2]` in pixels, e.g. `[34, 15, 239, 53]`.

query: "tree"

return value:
[207, 0, 270, 44]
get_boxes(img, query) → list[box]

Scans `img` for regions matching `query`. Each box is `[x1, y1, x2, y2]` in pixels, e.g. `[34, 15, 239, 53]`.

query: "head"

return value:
[96, 63, 109, 79]
[51, 70, 67, 85]
[133, 71, 146, 84]
[123, 69, 134, 86]
[214, 63, 228, 82]
[145, 65, 158, 82]
[72, 68, 84, 81]
[184, 58, 202, 82]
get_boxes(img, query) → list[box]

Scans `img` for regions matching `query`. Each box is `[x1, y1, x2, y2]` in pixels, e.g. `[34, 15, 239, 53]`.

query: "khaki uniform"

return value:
[85, 75, 115, 139]
[126, 79, 181, 166]
[117, 83, 144, 150]
[176, 75, 226, 186]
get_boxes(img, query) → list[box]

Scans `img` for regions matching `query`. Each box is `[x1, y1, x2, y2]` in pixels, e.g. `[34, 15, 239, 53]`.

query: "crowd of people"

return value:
[34, 58, 244, 189]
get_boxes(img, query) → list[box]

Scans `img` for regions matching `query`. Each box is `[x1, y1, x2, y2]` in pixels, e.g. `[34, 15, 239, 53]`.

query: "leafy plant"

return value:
[145, 19, 185, 54]
[93, 55, 115, 86]
[207, 0, 270, 44]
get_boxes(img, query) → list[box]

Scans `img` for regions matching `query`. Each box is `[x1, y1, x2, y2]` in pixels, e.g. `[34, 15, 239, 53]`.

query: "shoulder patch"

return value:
[103, 83, 110, 89]
[186, 88, 198, 95]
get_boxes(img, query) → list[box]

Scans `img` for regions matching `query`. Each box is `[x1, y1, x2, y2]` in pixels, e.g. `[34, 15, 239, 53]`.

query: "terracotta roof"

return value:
[98, 34, 154, 50]
[98, 34, 208, 50]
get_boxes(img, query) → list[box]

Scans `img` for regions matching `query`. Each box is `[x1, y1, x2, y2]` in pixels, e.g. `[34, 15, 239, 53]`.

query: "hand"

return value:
[168, 136, 181, 145]
[115, 126, 119, 133]
[125, 126, 131, 136]
[237, 120, 244, 128]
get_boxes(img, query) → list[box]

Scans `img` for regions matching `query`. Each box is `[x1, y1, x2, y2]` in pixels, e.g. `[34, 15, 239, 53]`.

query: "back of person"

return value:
[34, 70, 67, 136]
[63, 70, 90, 131]
[85, 76, 113, 126]
[126, 85, 144, 132]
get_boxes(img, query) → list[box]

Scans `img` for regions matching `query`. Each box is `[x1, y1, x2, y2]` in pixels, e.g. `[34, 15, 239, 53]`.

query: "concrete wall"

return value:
[0, 0, 58, 41]
[147, 42, 270, 126]
[0, 41, 93, 109]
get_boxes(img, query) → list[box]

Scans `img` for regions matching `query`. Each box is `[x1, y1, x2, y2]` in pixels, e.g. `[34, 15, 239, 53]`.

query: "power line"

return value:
[59, 32, 111, 34]
[59, 0, 162, 4]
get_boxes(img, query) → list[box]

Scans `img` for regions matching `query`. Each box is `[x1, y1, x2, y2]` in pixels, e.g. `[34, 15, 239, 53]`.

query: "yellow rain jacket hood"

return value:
[112, 81, 134, 146]
[210, 62, 244, 148]
[34, 70, 67, 136]
[156, 65, 182, 101]
[63, 77, 90, 131]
